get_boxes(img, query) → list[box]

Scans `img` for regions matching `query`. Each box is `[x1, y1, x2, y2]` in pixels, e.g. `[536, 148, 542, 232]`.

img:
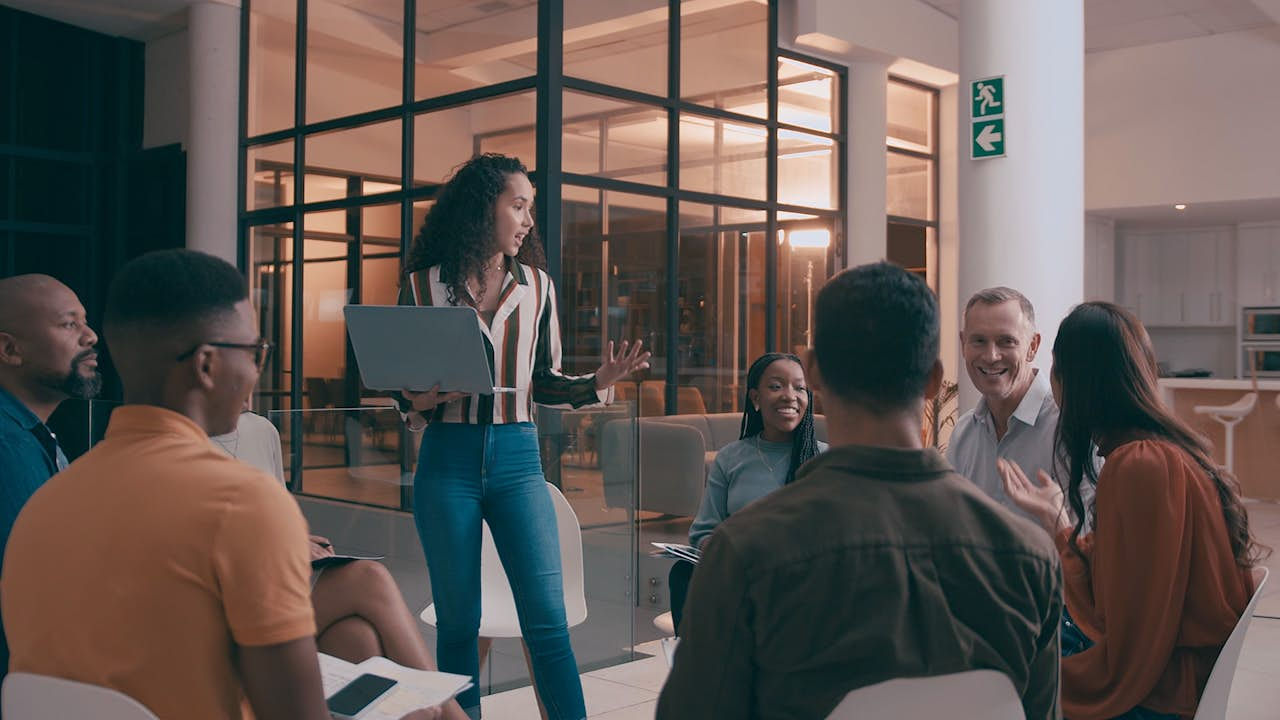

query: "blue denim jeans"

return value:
[1061, 610, 1178, 720]
[414, 422, 586, 720]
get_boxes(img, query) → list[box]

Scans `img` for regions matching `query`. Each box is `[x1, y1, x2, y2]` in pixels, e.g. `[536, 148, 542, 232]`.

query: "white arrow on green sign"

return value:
[970, 75, 1006, 159]
[973, 119, 1004, 158]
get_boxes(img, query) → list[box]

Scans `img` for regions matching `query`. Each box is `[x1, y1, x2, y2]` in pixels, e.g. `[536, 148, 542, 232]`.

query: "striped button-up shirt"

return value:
[404, 260, 610, 424]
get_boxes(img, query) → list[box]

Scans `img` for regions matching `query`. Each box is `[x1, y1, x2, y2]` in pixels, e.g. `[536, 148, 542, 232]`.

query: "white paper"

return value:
[318, 652, 472, 719]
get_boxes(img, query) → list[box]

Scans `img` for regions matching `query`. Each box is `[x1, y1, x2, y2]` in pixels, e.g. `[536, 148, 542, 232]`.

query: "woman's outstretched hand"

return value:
[402, 385, 467, 413]
[594, 340, 652, 390]
[997, 457, 1071, 536]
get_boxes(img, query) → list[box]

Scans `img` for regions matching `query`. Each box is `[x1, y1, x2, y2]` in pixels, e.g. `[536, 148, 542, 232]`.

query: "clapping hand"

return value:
[997, 458, 1070, 535]
[594, 340, 652, 390]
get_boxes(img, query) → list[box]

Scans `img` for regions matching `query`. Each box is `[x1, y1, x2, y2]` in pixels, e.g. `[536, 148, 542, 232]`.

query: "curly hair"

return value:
[405, 153, 547, 305]
[739, 353, 821, 484]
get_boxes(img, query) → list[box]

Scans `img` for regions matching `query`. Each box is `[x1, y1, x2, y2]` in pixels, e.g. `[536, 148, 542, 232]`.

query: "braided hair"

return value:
[739, 353, 821, 484]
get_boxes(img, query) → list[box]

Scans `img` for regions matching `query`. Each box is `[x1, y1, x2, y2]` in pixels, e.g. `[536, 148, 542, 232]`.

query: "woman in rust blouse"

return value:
[998, 301, 1265, 720]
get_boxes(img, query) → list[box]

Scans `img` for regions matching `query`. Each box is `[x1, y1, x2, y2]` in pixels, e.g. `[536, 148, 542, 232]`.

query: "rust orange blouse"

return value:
[1056, 438, 1254, 719]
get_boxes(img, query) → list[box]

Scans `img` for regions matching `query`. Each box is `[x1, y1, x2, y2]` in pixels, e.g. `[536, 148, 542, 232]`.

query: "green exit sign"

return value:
[970, 76, 1006, 159]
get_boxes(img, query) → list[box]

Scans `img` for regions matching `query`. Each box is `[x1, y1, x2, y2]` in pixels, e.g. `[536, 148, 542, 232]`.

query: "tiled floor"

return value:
[479, 502, 1280, 720]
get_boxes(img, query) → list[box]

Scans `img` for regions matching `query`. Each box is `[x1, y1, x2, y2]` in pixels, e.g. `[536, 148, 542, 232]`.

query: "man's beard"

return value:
[59, 350, 102, 399]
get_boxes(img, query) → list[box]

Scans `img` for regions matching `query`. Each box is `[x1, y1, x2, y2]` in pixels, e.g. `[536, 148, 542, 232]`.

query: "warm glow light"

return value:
[1174, 204, 1187, 211]
[789, 229, 831, 249]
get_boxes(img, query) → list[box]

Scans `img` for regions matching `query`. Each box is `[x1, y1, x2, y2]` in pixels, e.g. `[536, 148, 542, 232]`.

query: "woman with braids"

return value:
[998, 302, 1265, 720]
[668, 352, 826, 633]
[398, 154, 649, 720]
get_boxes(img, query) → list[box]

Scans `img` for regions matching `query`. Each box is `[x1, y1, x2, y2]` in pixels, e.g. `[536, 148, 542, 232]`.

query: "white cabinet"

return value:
[1118, 227, 1235, 327]
[1084, 216, 1116, 302]
[1237, 223, 1280, 308]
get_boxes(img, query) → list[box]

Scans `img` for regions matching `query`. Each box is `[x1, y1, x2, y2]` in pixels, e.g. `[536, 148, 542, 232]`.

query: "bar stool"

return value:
[1194, 393, 1258, 475]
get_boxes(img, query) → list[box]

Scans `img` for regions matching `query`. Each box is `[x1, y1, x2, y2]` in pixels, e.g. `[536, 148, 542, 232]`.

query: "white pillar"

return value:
[186, 2, 241, 264]
[957, 0, 1084, 410]
[938, 83, 960, 386]
[845, 59, 889, 267]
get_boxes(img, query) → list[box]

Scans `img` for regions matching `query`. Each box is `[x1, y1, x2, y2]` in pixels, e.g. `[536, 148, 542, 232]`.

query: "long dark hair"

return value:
[1053, 302, 1264, 569]
[405, 153, 547, 305]
[739, 353, 821, 484]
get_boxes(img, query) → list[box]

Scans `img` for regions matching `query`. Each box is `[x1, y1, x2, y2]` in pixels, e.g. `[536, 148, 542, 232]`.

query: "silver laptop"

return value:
[344, 305, 514, 395]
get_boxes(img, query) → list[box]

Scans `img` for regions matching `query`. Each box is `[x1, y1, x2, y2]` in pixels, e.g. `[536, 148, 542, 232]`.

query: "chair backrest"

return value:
[304, 376, 330, 409]
[425, 482, 588, 638]
[3, 673, 159, 720]
[825, 670, 1024, 720]
[676, 386, 707, 415]
[1194, 566, 1269, 720]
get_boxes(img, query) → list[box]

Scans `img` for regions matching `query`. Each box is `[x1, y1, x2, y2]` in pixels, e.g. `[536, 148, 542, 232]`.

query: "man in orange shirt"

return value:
[2, 250, 447, 720]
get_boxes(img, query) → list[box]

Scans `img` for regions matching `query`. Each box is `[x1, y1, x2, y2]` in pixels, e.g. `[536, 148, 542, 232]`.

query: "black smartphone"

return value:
[326, 673, 398, 719]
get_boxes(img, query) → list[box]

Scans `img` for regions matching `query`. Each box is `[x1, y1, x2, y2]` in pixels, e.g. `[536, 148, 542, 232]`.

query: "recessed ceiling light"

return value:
[1174, 204, 1187, 210]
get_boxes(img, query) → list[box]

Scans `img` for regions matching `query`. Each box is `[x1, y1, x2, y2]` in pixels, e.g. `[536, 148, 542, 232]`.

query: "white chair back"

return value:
[825, 669, 1024, 720]
[421, 482, 588, 637]
[2, 673, 159, 720]
[1194, 566, 1269, 720]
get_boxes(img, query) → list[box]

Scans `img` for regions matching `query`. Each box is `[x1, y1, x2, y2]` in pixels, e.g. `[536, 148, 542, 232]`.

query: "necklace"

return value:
[753, 435, 788, 474]
[211, 430, 240, 458]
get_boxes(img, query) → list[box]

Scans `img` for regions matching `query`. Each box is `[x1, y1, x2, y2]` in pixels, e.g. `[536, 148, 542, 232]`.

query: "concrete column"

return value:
[938, 83, 960, 387]
[186, 2, 240, 264]
[957, 0, 1084, 409]
[845, 59, 889, 267]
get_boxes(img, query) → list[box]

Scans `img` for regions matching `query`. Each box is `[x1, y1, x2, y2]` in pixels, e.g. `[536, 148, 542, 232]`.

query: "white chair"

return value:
[420, 481, 588, 640]
[2, 673, 159, 720]
[1193, 392, 1258, 475]
[653, 611, 675, 635]
[1193, 566, 1269, 720]
[824, 669, 1023, 720]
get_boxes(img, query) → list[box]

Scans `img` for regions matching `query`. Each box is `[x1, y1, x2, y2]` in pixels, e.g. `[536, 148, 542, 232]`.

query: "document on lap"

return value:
[319, 652, 472, 719]
[311, 553, 385, 570]
[650, 542, 701, 564]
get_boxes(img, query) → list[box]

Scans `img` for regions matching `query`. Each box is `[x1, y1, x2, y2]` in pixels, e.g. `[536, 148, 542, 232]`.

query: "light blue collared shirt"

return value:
[946, 370, 1059, 522]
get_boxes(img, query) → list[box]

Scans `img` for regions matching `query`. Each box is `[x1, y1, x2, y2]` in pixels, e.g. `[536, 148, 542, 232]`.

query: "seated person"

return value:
[668, 352, 826, 633]
[213, 408, 467, 696]
[657, 262, 1062, 719]
[2, 249, 448, 720]
[999, 302, 1263, 720]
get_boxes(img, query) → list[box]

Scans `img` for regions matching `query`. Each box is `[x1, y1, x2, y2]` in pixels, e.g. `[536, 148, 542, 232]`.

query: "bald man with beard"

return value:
[0, 274, 102, 681]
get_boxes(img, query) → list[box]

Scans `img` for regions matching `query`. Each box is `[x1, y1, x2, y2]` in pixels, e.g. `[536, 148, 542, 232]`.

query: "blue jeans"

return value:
[1061, 611, 1178, 720]
[414, 422, 586, 720]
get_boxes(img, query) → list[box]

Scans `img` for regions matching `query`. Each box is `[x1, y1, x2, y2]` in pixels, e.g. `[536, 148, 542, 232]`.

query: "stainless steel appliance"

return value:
[1239, 306, 1280, 377]
[1241, 306, 1280, 341]
[1241, 344, 1280, 378]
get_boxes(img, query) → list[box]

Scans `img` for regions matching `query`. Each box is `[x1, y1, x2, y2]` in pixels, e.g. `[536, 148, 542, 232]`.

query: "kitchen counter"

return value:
[1159, 379, 1280, 499]
[1158, 378, 1280, 393]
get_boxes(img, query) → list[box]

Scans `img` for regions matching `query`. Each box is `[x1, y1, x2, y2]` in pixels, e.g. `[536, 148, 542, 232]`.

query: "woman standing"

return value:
[670, 352, 826, 632]
[400, 154, 649, 720]
[998, 302, 1263, 720]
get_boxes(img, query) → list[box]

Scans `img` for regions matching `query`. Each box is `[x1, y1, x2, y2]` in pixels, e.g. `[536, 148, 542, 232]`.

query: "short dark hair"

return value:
[104, 250, 248, 334]
[812, 262, 939, 411]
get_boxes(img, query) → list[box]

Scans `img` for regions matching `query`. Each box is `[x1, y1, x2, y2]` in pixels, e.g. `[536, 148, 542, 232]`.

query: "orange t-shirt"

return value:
[1, 405, 315, 720]
[1058, 438, 1254, 719]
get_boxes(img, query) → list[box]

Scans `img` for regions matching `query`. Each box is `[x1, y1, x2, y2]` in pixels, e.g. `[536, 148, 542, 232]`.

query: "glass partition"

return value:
[266, 403, 639, 697]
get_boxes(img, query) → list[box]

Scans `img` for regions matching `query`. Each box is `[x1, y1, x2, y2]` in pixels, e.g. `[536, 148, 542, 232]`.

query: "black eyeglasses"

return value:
[176, 339, 273, 372]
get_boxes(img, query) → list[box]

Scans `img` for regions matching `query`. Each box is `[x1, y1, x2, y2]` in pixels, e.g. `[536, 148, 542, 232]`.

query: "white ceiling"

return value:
[920, 0, 1276, 53]
[11, 0, 1279, 49]
[1092, 198, 1280, 229]
[0, 0, 231, 40]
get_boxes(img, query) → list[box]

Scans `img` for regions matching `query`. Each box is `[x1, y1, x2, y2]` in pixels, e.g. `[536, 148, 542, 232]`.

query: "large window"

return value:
[239, 1, 844, 679]
[242, 0, 845, 500]
[886, 76, 938, 290]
